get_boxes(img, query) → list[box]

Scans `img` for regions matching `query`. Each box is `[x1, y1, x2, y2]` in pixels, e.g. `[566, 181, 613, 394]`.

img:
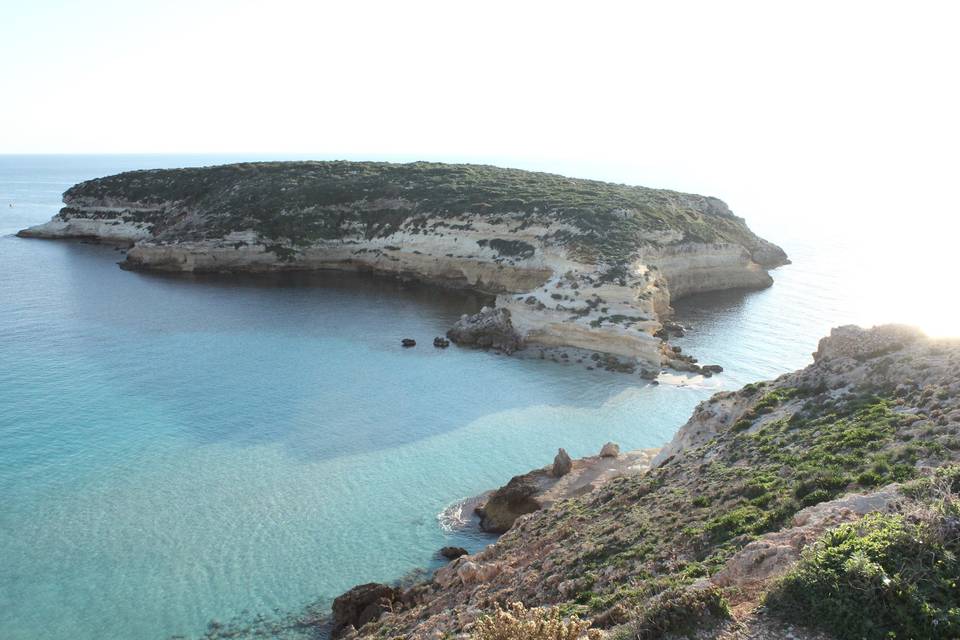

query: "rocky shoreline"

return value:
[323, 325, 960, 640]
[17, 161, 787, 374]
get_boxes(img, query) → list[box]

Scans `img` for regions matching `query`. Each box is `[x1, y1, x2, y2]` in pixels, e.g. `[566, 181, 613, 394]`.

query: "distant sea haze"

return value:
[0, 155, 937, 639]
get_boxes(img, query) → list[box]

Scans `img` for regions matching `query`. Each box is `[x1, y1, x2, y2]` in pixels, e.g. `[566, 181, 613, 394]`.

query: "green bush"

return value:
[765, 512, 960, 639]
[611, 586, 730, 639]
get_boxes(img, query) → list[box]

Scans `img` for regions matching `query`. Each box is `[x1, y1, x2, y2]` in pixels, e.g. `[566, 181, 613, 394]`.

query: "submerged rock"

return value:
[401, 338, 416, 347]
[446, 307, 522, 354]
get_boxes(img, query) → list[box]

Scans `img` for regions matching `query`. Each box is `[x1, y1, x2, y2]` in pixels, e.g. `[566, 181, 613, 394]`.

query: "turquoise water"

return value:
[0, 155, 946, 639]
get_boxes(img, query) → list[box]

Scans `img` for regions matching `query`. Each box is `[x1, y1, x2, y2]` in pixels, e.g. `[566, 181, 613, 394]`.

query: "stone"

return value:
[446, 307, 522, 354]
[401, 338, 416, 347]
[331, 583, 400, 637]
[439, 546, 467, 560]
[599, 442, 620, 458]
[476, 473, 543, 533]
[552, 448, 572, 477]
[456, 561, 480, 584]
[433, 336, 450, 348]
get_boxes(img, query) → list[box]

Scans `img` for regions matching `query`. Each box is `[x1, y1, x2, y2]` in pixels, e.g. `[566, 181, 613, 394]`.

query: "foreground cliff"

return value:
[331, 325, 960, 640]
[18, 161, 786, 371]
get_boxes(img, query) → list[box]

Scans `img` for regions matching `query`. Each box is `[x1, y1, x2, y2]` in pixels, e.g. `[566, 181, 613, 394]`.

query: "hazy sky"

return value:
[2, 1, 958, 231]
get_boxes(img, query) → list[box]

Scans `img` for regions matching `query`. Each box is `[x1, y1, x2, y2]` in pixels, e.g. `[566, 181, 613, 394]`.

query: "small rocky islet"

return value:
[17, 160, 786, 375]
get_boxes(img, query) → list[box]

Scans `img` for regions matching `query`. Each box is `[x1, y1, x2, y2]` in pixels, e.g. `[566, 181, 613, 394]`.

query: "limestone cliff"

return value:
[18, 161, 787, 370]
[331, 325, 960, 639]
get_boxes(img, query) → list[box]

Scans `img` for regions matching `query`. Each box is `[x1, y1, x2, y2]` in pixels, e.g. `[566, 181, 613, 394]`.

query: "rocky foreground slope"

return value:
[18, 161, 786, 371]
[331, 325, 960, 640]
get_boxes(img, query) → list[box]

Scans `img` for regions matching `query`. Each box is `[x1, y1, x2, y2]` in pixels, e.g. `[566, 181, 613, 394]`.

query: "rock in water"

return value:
[401, 338, 416, 347]
[439, 546, 467, 560]
[475, 473, 543, 533]
[552, 448, 572, 477]
[331, 583, 400, 637]
[432, 336, 450, 348]
[599, 442, 620, 458]
[446, 307, 522, 354]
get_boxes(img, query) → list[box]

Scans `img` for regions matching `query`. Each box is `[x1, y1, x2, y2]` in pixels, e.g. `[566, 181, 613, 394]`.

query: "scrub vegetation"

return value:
[62, 161, 782, 269]
[353, 328, 960, 640]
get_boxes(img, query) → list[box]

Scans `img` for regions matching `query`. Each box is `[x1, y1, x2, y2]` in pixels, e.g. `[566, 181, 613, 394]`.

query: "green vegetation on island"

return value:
[60, 161, 786, 270]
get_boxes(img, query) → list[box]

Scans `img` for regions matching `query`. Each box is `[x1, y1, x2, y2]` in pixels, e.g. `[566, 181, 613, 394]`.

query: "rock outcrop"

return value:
[330, 583, 400, 637]
[551, 448, 572, 477]
[476, 447, 659, 533]
[18, 161, 787, 371]
[446, 307, 522, 354]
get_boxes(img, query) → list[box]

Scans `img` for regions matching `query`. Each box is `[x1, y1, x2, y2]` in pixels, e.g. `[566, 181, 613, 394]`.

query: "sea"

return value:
[0, 154, 954, 639]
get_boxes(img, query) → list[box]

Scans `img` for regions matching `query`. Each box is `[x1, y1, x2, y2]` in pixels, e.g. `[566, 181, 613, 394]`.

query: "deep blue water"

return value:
[0, 155, 941, 639]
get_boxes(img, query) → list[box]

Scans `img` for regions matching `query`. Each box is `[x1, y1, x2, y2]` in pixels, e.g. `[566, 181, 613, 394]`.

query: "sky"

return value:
[2, 1, 958, 234]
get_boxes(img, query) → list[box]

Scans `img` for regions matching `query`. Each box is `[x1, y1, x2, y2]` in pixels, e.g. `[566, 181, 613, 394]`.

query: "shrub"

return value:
[472, 602, 601, 640]
[611, 586, 730, 639]
[765, 512, 960, 639]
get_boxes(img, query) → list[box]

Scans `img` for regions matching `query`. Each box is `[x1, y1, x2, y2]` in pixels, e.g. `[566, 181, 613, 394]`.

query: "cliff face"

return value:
[18, 161, 787, 369]
[334, 325, 960, 640]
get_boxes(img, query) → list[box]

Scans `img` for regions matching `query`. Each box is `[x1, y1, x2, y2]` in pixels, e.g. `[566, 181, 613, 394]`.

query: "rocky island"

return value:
[18, 161, 787, 372]
[329, 325, 960, 640]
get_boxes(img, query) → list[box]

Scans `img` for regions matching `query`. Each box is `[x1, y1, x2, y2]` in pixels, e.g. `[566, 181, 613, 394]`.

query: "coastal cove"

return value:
[0, 155, 951, 640]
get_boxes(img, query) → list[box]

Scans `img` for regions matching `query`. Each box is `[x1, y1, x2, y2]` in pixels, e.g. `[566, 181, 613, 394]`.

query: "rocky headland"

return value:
[17, 161, 786, 372]
[328, 325, 960, 640]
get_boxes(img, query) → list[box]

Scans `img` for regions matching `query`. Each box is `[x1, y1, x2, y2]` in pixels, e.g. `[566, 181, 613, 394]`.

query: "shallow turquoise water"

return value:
[0, 155, 937, 639]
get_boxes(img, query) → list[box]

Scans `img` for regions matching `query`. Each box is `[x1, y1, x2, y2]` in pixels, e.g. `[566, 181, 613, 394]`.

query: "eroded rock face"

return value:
[331, 583, 400, 637]
[446, 307, 522, 354]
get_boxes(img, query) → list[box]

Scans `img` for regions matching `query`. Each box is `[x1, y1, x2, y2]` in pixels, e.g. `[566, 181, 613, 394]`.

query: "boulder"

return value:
[455, 560, 502, 585]
[599, 442, 620, 458]
[456, 561, 480, 584]
[439, 546, 467, 560]
[331, 583, 400, 637]
[552, 448, 572, 477]
[476, 473, 543, 533]
[446, 307, 523, 354]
